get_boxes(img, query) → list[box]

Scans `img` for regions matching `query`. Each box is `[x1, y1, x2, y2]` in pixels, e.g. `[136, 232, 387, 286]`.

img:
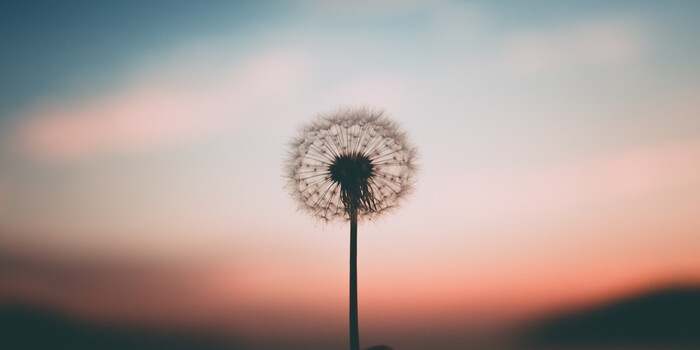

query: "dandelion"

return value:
[285, 107, 418, 350]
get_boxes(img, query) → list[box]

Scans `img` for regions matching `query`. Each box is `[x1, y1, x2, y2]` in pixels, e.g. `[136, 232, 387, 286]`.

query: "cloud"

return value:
[10, 49, 310, 161]
[527, 137, 700, 206]
[428, 137, 700, 225]
[0, 247, 241, 326]
[0, 244, 347, 335]
[500, 18, 646, 75]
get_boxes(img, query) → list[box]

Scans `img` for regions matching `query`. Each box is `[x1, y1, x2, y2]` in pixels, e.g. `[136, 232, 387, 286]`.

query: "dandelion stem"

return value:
[349, 207, 359, 350]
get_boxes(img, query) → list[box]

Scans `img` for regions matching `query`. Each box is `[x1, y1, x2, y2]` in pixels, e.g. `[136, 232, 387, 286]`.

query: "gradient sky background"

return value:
[1, 0, 699, 348]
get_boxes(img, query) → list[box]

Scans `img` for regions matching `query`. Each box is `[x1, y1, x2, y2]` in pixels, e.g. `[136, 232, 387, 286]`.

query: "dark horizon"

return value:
[3, 283, 700, 350]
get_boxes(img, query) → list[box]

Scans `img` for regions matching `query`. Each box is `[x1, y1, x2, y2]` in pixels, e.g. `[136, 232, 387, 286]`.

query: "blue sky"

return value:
[0, 1, 278, 116]
[2, 0, 698, 118]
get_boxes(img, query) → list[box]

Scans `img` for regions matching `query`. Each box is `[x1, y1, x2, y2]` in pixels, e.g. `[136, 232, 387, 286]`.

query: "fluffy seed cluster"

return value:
[285, 107, 418, 222]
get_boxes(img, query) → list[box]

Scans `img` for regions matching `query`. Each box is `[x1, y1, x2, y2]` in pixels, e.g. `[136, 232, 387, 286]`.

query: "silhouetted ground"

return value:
[0, 303, 239, 350]
[2, 284, 699, 349]
[516, 285, 700, 349]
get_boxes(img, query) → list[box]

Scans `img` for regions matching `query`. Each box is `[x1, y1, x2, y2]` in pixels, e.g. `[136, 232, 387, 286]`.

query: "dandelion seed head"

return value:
[285, 107, 418, 222]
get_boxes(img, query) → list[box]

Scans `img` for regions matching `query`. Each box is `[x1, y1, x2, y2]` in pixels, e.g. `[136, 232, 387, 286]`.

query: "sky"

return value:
[1, 0, 699, 348]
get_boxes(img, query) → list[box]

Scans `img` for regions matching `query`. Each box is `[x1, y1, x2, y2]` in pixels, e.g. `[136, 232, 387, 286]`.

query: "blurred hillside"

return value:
[516, 284, 700, 349]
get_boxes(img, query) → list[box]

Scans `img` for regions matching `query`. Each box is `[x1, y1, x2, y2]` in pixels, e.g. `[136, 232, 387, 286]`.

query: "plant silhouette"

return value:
[286, 107, 417, 350]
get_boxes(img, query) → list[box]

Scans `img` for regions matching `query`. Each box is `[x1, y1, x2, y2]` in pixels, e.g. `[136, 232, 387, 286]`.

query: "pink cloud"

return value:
[526, 138, 700, 207]
[430, 137, 700, 224]
[500, 18, 645, 75]
[12, 50, 310, 161]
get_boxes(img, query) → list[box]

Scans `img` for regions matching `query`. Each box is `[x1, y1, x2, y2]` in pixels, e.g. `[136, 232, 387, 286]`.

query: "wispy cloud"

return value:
[521, 137, 700, 209]
[425, 137, 700, 226]
[500, 18, 646, 75]
[10, 49, 310, 161]
[0, 247, 241, 326]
